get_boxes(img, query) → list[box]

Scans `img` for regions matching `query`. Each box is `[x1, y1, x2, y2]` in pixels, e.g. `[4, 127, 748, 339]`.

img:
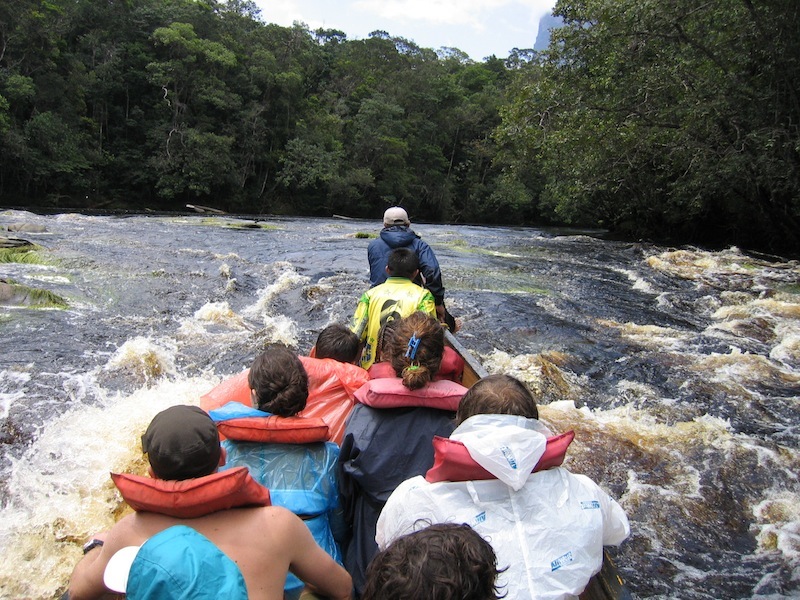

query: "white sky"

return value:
[252, 0, 557, 61]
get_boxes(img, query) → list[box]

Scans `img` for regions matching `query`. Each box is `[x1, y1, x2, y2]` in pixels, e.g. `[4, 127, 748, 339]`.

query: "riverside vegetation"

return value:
[0, 0, 798, 255]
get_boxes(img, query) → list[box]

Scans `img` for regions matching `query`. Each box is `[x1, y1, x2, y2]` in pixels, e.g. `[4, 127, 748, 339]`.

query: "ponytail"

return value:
[390, 312, 444, 390]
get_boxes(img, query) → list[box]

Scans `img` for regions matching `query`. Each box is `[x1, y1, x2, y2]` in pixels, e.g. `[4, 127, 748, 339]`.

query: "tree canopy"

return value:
[1, 0, 798, 255]
[499, 0, 800, 252]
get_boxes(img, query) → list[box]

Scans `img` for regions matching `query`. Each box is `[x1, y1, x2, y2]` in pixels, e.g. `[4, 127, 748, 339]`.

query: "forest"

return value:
[1, 0, 798, 255]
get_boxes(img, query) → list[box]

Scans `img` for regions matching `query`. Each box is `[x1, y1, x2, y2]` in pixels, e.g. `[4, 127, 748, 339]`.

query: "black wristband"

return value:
[82, 539, 104, 554]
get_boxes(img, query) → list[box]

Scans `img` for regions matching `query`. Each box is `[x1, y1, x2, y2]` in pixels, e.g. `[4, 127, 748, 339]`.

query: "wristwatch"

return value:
[82, 539, 104, 554]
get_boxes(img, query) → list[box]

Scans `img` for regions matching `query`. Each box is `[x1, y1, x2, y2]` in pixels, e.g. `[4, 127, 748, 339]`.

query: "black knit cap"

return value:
[141, 405, 221, 481]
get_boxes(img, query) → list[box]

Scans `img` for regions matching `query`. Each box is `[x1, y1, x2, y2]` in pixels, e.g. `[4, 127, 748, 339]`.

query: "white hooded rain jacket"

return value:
[376, 414, 630, 600]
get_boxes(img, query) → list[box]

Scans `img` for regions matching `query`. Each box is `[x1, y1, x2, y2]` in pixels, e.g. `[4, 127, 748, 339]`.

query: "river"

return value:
[0, 209, 798, 599]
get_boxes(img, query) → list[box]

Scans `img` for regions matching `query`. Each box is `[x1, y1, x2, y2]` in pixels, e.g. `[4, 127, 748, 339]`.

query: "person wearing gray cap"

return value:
[368, 207, 456, 330]
[67, 405, 353, 600]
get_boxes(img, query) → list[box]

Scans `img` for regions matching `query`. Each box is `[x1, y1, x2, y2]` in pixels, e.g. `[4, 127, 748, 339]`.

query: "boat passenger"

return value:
[351, 247, 437, 369]
[376, 374, 631, 600]
[368, 206, 456, 330]
[67, 405, 352, 600]
[218, 345, 348, 597]
[361, 523, 503, 600]
[200, 342, 368, 446]
[248, 344, 309, 416]
[298, 324, 371, 444]
[311, 323, 361, 364]
[339, 311, 467, 596]
[368, 318, 465, 383]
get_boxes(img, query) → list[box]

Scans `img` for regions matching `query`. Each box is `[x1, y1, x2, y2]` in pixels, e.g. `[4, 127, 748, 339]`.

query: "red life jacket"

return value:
[111, 467, 271, 519]
[297, 356, 369, 445]
[367, 347, 465, 383]
[425, 431, 575, 483]
[216, 414, 329, 444]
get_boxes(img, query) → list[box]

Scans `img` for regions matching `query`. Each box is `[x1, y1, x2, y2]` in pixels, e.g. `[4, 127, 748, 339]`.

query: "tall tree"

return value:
[500, 0, 800, 253]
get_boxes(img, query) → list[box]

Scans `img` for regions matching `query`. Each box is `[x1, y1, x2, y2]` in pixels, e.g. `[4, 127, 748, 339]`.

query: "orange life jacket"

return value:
[111, 466, 271, 519]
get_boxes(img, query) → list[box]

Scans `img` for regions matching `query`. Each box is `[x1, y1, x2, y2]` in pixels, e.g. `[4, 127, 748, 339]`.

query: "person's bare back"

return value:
[70, 505, 351, 600]
[68, 405, 352, 600]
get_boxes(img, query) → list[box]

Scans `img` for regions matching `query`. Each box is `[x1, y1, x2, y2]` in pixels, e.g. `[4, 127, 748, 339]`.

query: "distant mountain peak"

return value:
[534, 12, 563, 51]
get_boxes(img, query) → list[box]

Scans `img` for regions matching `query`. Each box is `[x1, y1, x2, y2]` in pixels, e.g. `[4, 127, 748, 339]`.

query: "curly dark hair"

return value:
[456, 374, 538, 425]
[247, 345, 308, 416]
[362, 523, 504, 600]
[389, 311, 444, 390]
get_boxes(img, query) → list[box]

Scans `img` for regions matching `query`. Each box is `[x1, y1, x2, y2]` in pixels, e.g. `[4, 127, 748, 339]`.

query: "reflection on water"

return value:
[0, 211, 798, 599]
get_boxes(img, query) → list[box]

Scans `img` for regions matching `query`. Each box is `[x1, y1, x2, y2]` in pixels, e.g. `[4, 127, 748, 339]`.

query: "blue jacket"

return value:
[222, 438, 344, 596]
[368, 226, 445, 305]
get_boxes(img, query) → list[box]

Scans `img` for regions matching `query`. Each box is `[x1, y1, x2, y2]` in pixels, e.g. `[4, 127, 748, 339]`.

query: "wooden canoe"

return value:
[444, 330, 632, 600]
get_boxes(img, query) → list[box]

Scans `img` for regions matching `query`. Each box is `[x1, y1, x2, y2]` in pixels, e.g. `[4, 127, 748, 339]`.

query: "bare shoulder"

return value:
[192, 504, 306, 535]
[103, 512, 145, 548]
[253, 504, 308, 533]
[201, 506, 317, 562]
[246, 506, 323, 552]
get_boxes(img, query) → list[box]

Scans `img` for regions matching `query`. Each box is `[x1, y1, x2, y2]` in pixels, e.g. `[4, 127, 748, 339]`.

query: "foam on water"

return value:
[234, 263, 311, 347]
[175, 316, 251, 354]
[481, 349, 588, 402]
[193, 300, 250, 329]
[0, 370, 31, 421]
[610, 265, 658, 294]
[647, 247, 755, 279]
[0, 374, 219, 599]
[753, 492, 800, 559]
[600, 319, 693, 351]
[104, 336, 178, 383]
[3, 213, 799, 598]
[689, 348, 800, 390]
[770, 330, 800, 367]
[612, 379, 665, 406]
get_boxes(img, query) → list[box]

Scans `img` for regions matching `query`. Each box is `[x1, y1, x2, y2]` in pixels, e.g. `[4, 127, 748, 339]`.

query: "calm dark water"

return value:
[1, 210, 798, 599]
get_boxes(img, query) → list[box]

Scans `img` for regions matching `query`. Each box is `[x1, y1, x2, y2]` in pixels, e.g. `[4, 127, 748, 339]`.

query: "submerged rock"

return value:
[5, 224, 47, 233]
[0, 281, 68, 308]
[0, 237, 35, 249]
[0, 241, 50, 265]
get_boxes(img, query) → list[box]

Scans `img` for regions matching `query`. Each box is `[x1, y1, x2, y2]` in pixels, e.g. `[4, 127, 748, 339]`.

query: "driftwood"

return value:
[186, 204, 226, 215]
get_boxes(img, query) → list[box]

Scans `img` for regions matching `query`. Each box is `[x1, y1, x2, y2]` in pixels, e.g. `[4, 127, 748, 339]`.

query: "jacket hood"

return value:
[380, 226, 418, 249]
[450, 414, 551, 490]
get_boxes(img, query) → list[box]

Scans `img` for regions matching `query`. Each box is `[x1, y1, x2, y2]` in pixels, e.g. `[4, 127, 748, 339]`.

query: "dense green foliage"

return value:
[500, 0, 800, 252]
[1, 0, 798, 253]
[0, 0, 525, 224]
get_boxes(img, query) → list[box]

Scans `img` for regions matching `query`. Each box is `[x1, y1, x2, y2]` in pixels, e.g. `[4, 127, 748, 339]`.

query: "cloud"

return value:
[254, 0, 556, 59]
[259, 0, 303, 25]
[352, 0, 555, 30]
[352, 0, 490, 29]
